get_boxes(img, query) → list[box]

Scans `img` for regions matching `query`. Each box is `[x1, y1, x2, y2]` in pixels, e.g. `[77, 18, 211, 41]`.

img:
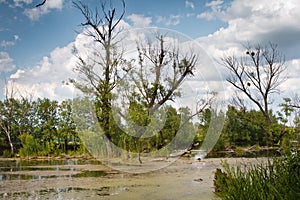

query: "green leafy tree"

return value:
[71, 1, 214, 163]
[0, 98, 17, 155]
[19, 133, 42, 157]
[34, 98, 59, 154]
[57, 100, 77, 153]
[278, 97, 300, 152]
[223, 106, 268, 147]
[194, 108, 214, 149]
[0, 87, 23, 155]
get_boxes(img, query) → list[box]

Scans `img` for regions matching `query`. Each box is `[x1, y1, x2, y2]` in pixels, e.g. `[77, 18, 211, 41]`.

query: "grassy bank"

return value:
[214, 153, 300, 200]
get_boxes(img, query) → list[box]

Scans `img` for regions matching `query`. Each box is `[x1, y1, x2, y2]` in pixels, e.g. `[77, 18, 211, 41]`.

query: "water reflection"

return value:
[0, 159, 104, 181]
[73, 170, 106, 178]
[0, 158, 219, 200]
[0, 186, 128, 199]
[0, 159, 114, 199]
[206, 149, 281, 158]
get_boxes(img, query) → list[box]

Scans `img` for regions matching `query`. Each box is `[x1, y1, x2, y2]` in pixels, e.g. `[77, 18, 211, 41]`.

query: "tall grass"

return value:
[214, 153, 300, 200]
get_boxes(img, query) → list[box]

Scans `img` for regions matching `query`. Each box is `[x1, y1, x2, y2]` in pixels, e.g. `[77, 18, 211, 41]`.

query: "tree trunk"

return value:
[6, 132, 14, 155]
[138, 152, 142, 164]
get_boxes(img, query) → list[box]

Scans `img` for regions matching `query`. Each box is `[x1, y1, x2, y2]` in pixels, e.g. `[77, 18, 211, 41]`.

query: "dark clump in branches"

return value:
[222, 43, 286, 127]
[221, 43, 287, 146]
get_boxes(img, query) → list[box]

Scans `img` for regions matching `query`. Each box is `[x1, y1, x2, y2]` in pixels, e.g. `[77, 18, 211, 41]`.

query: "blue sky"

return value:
[0, 0, 300, 103]
[0, 0, 227, 67]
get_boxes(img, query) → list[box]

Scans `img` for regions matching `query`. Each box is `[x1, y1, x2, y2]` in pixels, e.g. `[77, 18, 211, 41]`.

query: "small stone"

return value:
[194, 178, 203, 182]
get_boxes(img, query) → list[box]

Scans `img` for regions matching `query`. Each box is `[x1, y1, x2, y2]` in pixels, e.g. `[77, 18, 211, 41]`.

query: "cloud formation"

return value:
[4, 0, 300, 105]
[127, 14, 152, 27]
[8, 42, 76, 100]
[196, 0, 300, 104]
[0, 52, 15, 73]
[185, 0, 195, 9]
[12, 0, 33, 7]
[24, 0, 63, 21]
[156, 15, 181, 26]
[0, 35, 20, 47]
[197, 0, 300, 56]
[197, 0, 225, 20]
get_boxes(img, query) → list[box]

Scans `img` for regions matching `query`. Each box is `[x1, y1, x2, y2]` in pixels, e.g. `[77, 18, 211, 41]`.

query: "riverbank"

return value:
[0, 154, 95, 161]
[0, 157, 270, 200]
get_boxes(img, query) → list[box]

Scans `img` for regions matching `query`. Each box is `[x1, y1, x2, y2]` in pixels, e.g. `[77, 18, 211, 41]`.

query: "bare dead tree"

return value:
[222, 43, 287, 127]
[117, 35, 214, 163]
[70, 0, 126, 141]
[133, 35, 197, 114]
[290, 94, 300, 109]
[229, 91, 247, 111]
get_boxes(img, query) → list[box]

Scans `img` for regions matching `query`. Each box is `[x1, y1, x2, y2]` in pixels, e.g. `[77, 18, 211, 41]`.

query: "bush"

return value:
[2, 149, 13, 157]
[19, 133, 42, 157]
[214, 153, 300, 200]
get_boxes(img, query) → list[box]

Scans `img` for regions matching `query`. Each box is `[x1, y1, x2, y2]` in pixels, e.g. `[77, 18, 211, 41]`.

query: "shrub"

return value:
[19, 133, 42, 157]
[2, 149, 13, 157]
[214, 153, 300, 200]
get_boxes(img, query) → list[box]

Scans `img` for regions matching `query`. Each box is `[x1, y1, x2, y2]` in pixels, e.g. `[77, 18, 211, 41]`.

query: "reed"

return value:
[214, 153, 300, 200]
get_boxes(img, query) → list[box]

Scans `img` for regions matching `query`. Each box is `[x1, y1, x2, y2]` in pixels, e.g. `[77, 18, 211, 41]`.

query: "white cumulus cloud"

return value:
[156, 15, 181, 26]
[185, 0, 195, 9]
[0, 52, 15, 73]
[127, 14, 152, 27]
[197, 0, 225, 20]
[24, 0, 63, 21]
[195, 0, 300, 105]
[8, 42, 76, 100]
[13, 0, 32, 7]
[197, 0, 300, 57]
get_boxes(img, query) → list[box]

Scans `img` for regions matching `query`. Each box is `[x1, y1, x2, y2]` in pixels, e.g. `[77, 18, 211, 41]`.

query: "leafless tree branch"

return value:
[222, 43, 287, 126]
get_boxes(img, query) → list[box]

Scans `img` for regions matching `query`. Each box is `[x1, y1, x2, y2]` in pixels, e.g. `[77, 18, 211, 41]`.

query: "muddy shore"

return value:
[0, 157, 269, 200]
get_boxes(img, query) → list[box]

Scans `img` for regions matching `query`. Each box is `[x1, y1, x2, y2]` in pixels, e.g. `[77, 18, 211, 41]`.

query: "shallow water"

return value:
[0, 158, 227, 200]
[0, 159, 104, 181]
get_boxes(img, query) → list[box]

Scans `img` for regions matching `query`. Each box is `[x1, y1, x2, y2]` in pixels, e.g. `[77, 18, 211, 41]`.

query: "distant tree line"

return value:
[0, 95, 299, 157]
[0, 97, 78, 157]
[1, 0, 299, 159]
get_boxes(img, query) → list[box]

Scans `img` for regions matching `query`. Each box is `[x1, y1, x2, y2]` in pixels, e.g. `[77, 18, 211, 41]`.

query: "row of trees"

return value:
[1, 0, 299, 158]
[214, 105, 299, 152]
[70, 0, 210, 163]
[0, 95, 77, 157]
[0, 94, 196, 157]
[70, 0, 299, 160]
[1, 94, 299, 157]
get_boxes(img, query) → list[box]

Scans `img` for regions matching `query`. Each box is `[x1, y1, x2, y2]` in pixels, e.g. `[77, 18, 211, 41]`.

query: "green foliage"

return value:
[194, 108, 211, 146]
[19, 133, 42, 157]
[209, 105, 296, 152]
[1, 93, 298, 158]
[278, 98, 294, 125]
[223, 106, 268, 147]
[2, 149, 13, 158]
[214, 153, 300, 200]
[113, 105, 183, 154]
[0, 97, 25, 155]
[214, 168, 229, 194]
[0, 97, 81, 157]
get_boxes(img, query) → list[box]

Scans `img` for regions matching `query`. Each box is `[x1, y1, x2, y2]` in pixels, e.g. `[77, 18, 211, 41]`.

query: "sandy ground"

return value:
[0, 157, 269, 200]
